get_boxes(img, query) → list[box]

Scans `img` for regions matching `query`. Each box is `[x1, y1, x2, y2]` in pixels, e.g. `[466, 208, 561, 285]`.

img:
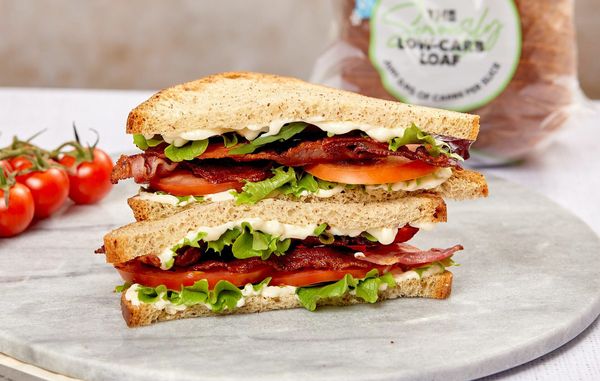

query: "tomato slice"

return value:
[116, 261, 271, 289]
[270, 268, 385, 287]
[149, 170, 243, 196]
[116, 261, 389, 290]
[304, 157, 438, 185]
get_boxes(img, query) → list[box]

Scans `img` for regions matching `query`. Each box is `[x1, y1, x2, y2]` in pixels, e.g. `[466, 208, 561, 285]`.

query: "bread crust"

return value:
[127, 169, 487, 222]
[121, 271, 453, 327]
[126, 72, 479, 140]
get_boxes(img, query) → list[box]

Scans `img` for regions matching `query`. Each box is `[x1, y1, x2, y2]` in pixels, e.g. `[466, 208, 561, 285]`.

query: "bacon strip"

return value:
[200, 136, 461, 168]
[134, 239, 461, 273]
[111, 135, 469, 184]
[352, 244, 463, 266]
[183, 161, 273, 184]
[111, 153, 178, 184]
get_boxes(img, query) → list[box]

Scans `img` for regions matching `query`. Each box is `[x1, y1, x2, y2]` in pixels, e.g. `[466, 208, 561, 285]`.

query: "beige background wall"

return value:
[1, 0, 599, 97]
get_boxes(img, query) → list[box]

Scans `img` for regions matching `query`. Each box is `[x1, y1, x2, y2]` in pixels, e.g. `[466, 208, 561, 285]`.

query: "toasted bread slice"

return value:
[127, 169, 487, 221]
[127, 72, 479, 140]
[103, 194, 447, 265]
[121, 271, 453, 327]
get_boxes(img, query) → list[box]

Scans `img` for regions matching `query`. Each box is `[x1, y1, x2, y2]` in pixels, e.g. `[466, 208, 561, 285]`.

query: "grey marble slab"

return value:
[0, 176, 599, 381]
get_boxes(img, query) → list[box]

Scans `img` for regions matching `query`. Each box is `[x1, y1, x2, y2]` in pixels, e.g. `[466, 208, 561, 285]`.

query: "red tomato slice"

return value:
[149, 171, 243, 196]
[270, 268, 384, 287]
[116, 261, 271, 289]
[116, 261, 388, 290]
[304, 157, 438, 185]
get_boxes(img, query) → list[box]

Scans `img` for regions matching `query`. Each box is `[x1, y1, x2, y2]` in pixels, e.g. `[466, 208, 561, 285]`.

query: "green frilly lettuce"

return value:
[388, 123, 463, 161]
[175, 222, 291, 261]
[234, 166, 336, 205]
[295, 269, 396, 311]
[133, 280, 243, 313]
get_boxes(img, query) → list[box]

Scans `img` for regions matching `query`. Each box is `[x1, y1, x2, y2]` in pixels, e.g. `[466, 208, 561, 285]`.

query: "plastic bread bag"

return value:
[311, 0, 589, 165]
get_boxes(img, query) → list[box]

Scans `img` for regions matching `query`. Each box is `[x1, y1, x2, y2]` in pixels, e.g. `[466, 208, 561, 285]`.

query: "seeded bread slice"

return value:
[103, 193, 447, 265]
[126, 72, 479, 140]
[121, 271, 453, 327]
[127, 169, 487, 221]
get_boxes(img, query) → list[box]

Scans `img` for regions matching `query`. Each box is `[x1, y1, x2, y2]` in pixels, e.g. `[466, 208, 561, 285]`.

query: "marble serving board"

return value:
[1, 176, 599, 381]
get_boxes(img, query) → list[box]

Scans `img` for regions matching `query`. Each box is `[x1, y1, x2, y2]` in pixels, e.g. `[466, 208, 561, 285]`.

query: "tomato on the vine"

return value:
[59, 148, 114, 204]
[0, 160, 12, 173]
[10, 156, 70, 219]
[0, 177, 35, 237]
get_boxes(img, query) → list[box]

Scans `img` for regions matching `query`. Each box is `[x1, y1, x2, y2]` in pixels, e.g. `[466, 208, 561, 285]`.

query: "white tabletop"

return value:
[0, 88, 599, 380]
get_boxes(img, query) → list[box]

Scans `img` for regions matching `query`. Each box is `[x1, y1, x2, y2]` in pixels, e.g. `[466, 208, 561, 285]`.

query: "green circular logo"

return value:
[369, 0, 521, 111]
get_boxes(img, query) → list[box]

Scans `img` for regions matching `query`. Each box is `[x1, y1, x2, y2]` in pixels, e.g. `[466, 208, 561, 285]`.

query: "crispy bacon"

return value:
[186, 247, 372, 272]
[111, 135, 468, 184]
[200, 136, 462, 168]
[111, 153, 178, 184]
[162, 240, 461, 272]
[352, 244, 463, 266]
[183, 160, 273, 184]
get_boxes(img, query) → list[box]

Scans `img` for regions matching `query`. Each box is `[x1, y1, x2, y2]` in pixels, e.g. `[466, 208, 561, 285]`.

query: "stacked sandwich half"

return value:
[101, 72, 488, 327]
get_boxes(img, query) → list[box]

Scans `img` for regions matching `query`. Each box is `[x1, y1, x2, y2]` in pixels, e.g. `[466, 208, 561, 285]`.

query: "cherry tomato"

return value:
[150, 170, 243, 196]
[10, 156, 70, 219]
[59, 148, 114, 204]
[0, 182, 35, 237]
[304, 157, 438, 185]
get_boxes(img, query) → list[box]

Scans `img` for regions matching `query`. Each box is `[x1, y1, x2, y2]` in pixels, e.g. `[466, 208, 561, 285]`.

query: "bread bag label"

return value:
[366, 0, 521, 111]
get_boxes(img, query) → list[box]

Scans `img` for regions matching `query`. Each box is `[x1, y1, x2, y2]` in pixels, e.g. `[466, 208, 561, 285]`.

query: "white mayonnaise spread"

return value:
[298, 185, 345, 198]
[125, 284, 196, 314]
[157, 119, 445, 146]
[329, 226, 399, 245]
[241, 283, 297, 298]
[138, 191, 197, 207]
[393, 263, 445, 282]
[138, 189, 235, 206]
[409, 221, 437, 231]
[365, 167, 452, 192]
[203, 190, 236, 202]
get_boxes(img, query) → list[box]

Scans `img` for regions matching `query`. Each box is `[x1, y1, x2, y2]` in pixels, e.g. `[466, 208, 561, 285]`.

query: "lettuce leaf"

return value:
[235, 166, 296, 204]
[296, 274, 357, 311]
[296, 269, 396, 311]
[133, 134, 162, 150]
[361, 232, 379, 242]
[133, 280, 243, 313]
[354, 269, 395, 303]
[231, 222, 291, 260]
[388, 124, 462, 160]
[228, 122, 307, 155]
[164, 140, 209, 162]
[313, 223, 328, 236]
[114, 282, 131, 293]
[252, 277, 272, 292]
[413, 258, 457, 278]
[234, 166, 337, 205]
[206, 228, 241, 254]
[222, 133, 238, 148]
[174, 223, 291, 261]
